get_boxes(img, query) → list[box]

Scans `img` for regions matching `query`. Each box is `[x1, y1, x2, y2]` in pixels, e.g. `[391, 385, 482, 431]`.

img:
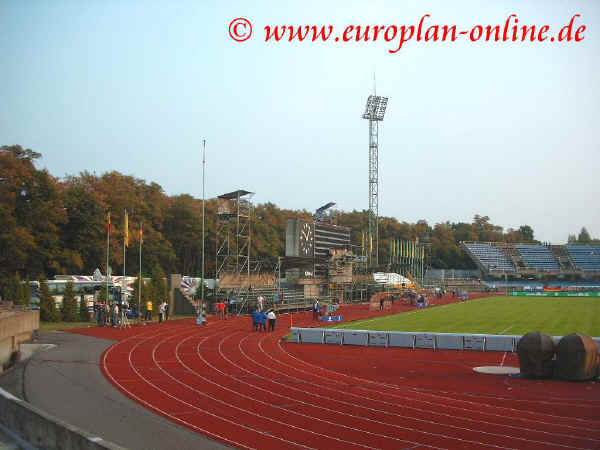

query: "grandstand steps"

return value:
[460, 241, 515, 273]
[497, 243, 527, 270]
[566, 245, 600, 272]
[173, 288, 200, 315]
[549, 245, 576, 271]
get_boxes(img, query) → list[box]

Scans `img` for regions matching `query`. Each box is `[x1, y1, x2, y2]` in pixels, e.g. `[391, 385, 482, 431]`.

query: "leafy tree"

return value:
[59, 181, 106, 273]
[142, 279, 155, 314]
[96, 286, 108, 304]
[163, 195, 203, 275]
[21, 277, 31, 307]
[39, 275, 59, 322]
[130, 276, 146, 314]
[151, 267, 168, 312]
[0, 145, 66, 279]
[518, 225, 535, 242]
[61, 281, 78, 322]
[4, 273, 23, 304]
[3, 145, 560, 275]
[79, 294, 90, 322]
[578, 227, 592, 243]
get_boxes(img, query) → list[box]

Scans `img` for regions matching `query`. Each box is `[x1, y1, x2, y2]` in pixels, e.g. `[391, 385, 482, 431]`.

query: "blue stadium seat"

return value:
[515, 244, 560, 272]
[463, 242, 514, 271]
[567, 245, 600, 272]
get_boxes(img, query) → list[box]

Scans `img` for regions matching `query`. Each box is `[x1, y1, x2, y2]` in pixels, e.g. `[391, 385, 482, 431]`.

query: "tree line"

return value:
[1, 144, 597, 301]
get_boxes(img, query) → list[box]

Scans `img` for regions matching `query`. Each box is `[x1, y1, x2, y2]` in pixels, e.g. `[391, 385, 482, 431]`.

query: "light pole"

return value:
[362, 93, 388, 268]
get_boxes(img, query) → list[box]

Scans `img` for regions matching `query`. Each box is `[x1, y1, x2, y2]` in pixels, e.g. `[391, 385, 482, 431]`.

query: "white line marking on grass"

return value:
[499, 326, 513, 334]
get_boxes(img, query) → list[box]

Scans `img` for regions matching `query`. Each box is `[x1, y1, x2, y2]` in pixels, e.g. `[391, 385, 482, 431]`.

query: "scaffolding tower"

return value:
[215, 190, 254, 283]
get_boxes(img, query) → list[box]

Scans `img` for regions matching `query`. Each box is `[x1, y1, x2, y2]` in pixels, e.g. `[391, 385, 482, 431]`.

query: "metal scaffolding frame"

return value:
[215, 190, 254, 282]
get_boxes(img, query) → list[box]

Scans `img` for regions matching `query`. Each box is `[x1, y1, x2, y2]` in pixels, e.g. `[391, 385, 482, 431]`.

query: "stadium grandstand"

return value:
[460, 241, 600, 281]
[567, 244, 600, 272]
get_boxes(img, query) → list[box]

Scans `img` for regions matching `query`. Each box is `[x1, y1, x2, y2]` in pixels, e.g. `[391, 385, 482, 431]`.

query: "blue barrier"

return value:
[293, 327, 600, 353]
[321, 315, 343, 322]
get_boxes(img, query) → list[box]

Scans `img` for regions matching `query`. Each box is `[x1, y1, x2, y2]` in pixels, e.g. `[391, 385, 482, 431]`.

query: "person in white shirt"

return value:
[267, 309, 276, 332]
[159, 301, 166, 323]
[257, 295, 264, 312]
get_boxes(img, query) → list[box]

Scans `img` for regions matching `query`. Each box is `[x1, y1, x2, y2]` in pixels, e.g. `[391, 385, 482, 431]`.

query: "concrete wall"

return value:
[0, 310, 39, 372]
[0, 388, 125, 450]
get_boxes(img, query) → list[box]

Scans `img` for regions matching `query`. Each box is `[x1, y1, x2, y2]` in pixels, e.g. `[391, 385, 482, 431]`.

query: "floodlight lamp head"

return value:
[315, 201, 336, 222]
[362, 95, 388, 121]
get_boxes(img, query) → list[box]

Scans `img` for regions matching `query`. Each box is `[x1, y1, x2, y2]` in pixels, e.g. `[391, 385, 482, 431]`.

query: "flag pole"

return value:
[139, 221, 143, 323]
[200, 139, 206, 321]
[106, 212, 110, 304]
[123, 209, 127, 304]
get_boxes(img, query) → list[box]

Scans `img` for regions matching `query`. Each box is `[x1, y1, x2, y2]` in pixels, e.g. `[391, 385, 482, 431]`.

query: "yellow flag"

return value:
[124, 211, 129, 247]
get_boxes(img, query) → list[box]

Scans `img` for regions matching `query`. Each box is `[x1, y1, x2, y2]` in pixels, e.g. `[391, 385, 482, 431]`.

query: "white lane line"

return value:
[102, 325, 259, 450]
[202, 332, 445, 449]
[255, 337, 597, 449]
[157, 331, 376, 450]
[276, 336, 600, 432]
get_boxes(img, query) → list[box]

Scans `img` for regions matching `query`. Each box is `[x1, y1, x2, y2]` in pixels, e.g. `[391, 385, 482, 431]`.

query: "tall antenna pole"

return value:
[373, 70, 376, 96]
[200, 139, 206, 314]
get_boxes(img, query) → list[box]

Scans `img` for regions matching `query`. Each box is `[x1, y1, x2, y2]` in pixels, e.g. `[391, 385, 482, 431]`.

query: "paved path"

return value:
[0, 330, 229, 450]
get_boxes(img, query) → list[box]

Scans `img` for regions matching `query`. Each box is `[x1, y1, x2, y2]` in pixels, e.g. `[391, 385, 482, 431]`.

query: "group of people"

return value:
[251, 308, 276, 332]
[93, 301, 130, 328]
[143, 300, 169, 322]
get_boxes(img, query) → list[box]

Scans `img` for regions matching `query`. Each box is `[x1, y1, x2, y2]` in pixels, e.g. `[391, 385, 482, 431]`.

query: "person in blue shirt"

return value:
[251, 309, 260, 331]
[258, 310, 267, 332]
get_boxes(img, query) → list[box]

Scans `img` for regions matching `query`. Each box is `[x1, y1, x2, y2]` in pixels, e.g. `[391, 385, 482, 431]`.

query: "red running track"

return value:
[70, 301, 600, 450]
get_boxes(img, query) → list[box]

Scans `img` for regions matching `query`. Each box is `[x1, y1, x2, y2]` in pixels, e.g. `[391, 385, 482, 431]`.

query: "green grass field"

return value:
[333, 296, 600, 337]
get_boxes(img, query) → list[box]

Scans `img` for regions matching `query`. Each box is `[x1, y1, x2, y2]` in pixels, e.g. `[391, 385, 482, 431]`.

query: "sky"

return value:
[2, 0, 599, 244]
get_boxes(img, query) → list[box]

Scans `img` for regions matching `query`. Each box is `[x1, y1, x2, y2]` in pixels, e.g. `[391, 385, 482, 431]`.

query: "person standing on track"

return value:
[145, 300, 152, 321]
[267, 309, 276, 332]
[312, 299, 320, 320]
[159, 301, 166, 323]
[258, 310, 267, 332]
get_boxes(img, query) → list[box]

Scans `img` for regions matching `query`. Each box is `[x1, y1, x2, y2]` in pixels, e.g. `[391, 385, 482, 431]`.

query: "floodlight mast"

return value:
[362, 95, 388, 268]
